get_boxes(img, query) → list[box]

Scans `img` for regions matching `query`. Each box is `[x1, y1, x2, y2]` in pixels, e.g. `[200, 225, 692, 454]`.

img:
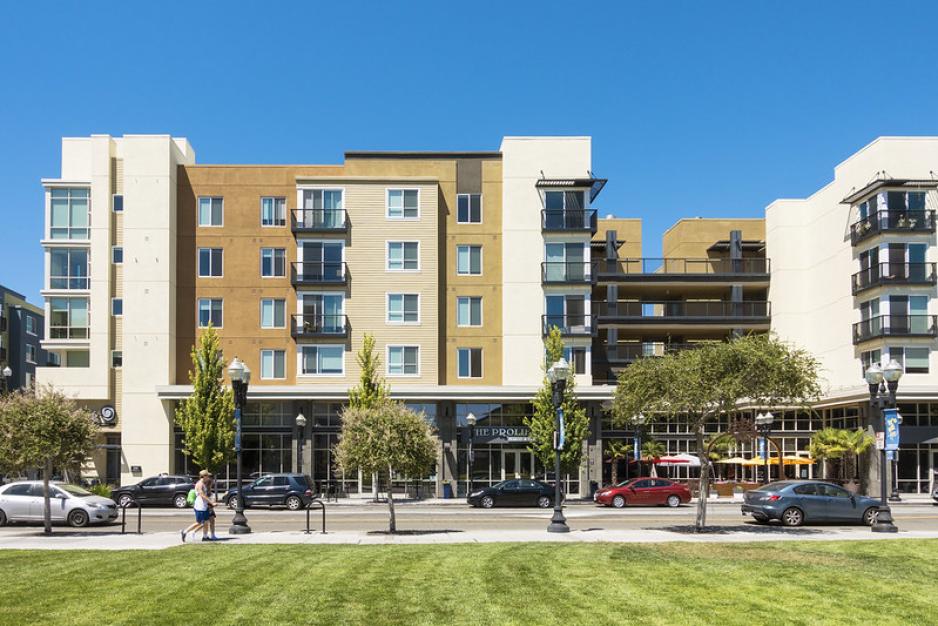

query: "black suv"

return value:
[111, 474, 195, 508]
[223, 474, 314, 511]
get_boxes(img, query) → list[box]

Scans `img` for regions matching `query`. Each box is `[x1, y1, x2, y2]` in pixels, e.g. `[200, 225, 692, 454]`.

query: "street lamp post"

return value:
[466, 412, 477, 496]
[0, 365, 11, 394]
[228, 357, 252, 535]
[546, 357, 570, 533]
[865, 361, 901, 533]
[295, 412, 307, 475]
[754, 412, 775, 484]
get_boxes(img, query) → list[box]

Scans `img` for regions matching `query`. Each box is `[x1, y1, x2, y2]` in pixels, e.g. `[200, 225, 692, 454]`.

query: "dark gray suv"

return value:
[110, 474, 195, 509]
[223, 474, 315, 511]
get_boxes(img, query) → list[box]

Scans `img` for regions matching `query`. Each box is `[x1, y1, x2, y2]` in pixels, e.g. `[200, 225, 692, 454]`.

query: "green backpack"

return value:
[186, 488, 197, 506]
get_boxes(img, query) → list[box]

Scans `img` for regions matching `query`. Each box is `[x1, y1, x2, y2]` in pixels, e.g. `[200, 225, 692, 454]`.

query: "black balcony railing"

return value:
[291, 262, 348, 286]
[541, 262, 593, 284]
[606, 342, 701, 363]
[852, 314, 938, 344]
[291, 314, 349, 338]
[291, 209, 348, 233]
[851, 262, 937, 294]
[596, 257, 770, 277]
[850, 210, 936, 245]
[541, 314, 594, 336]
[595, 300, 771, 320]
[541, 209, 598, 232]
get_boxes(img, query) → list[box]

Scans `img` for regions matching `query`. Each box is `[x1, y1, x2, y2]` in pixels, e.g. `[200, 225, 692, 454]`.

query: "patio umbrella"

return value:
[655, 454, 702, 467]
[741, 457, 780, 466]
[782, 455, 815, 465]
[716, 457, 748, 464]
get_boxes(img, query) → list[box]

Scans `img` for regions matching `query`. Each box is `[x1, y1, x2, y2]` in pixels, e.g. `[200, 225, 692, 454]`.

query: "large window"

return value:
[388, 346, 419, 376]
[564, 346, 587, 375]
[25, 316, 36, 335]
[198, 197, 223, 226]
[111, 298, 123, 316]
[301, 346, 344, 375]
[49, 297, 89, 339]
[387, 294, 419, 324]
[261, 349, 286, 379]
[457, 194, 482, 224]
[50, 188, 90, 240]
[457, 347, 482, 378]
[260, 299, 286, 328]
[112, 194, 123, 213]
[261, 197, 286, 227]
[112, 246, 123, 264]
[387, 242, 419, 271]
[198, 248, 223, 277]
[301, 189, 345, 228]
[861, 349, 882, 377]
[456, 245, 482, 275]
[49, 248, 89, 289]
[891, 347, 929, 374]
[261, 248, 286, 277]
[198, 298, 223, 328]
[387, 189, 419, 219]
[457, 296, 482, 326]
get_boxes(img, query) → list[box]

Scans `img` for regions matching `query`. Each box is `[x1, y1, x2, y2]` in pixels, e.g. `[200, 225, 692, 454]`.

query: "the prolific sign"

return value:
[472, 426, 531, 444]
[884, 408, 901, 452]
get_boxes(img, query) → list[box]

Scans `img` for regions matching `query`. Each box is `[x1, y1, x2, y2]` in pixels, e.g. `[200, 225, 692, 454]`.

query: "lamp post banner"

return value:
[758, 437, 766, 459]
[555, 408, 566, 451]
[884, 408, 900, 452]
[234, 407, 242, 453]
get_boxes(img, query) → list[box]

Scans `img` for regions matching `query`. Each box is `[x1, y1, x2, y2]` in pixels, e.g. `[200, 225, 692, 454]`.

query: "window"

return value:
[564, 346, 587, 375]
[261, 350, 286, 379]
[457, 347, 482, 378]
[111, 298, 123, 316]
[112, 194, 123, 213]
[261, 197, 286, 227]
[260, 299, 286, 328]
[544, 190, 585, 211]
[47, 352, 61, 367]
[112, 246, 123, 264]
[299, 294, 345, 332]
[49, 297, 89, 339]
[891, 347, 930, 374]
[861, 349, 882, 377]
[50, 188, 90, 239]
[111, 350, 122, 369]
[387, 189, 419, 219]
[25, 344, 37, 364]
[65, 350, 89, 367]
[198, 298, 223, 328]
[301, 189, 345, 228]
[456, 296, 482, 326]
[387, 294, 419, 324]
[387, 242, 419, 271]
[25, 316, 36, 335]
[261, 248, 286, 277]
[456, 245, 482, 275]
[49, 248, 89, 289]
[388, 346, 420, 376]
[198, 197, 223, 226]
[198, 248, 223, 277]
[300, 346, 344, 375]
[299, 241, 344, 280]
[457, 194, 482, 224]
[545, 242, 587, 281]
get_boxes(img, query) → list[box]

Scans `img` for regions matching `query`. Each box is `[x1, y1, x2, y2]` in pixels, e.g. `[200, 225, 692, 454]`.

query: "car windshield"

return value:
[56, 484, 94, 498]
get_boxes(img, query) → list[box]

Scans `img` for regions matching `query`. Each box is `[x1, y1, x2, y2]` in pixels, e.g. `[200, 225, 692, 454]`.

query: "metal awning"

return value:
[841, 178, 938, 204]
[536, 175, 607, 202]
[707, 240, 766, 252]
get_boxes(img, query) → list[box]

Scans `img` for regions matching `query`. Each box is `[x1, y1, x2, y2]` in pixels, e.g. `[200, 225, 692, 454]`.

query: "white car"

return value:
[0, 481, 118, 527]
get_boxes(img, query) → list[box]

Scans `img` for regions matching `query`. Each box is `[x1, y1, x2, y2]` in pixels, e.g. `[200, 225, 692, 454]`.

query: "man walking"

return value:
[181, 470, 216, 542]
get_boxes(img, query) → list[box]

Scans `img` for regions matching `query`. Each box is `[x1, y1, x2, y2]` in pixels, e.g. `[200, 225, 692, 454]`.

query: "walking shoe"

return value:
[202, 537, 212, 542]
[180, 530, 186, 543]
[210, 535, 219, 541]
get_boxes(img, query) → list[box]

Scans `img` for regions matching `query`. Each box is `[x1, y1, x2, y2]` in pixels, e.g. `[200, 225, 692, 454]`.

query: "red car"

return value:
[594, 477, 691, 508]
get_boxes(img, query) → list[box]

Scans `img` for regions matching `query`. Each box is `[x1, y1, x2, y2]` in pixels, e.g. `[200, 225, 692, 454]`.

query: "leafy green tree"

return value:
[604, 440, 632, 486]
[641, 439, 666, 460]
[525, 327, 590, 477]
[334, 403, 437, 532]
[174, 326, 235, 476]
[809, 428, 873, 482]
[0, 386, 98, 534]
[348, 333, 390, 410]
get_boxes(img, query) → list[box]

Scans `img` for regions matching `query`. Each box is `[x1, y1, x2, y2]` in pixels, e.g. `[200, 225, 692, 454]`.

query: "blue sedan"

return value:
[741, 480, 880, 527]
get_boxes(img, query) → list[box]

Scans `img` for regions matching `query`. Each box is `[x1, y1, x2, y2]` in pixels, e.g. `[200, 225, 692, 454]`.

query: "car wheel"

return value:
[781, 507, 804, 527]
[117, 494, 135, 508]
[0, 509, 6, 527]
[612, 495, 626, 508]
[68, 509, 90, 528]
[666, 495, 681, 508]
[863, 507, 878, 526]
[227, 496, 240, 509]
[480, 495, 495, 509]
[537, 495, 551, 508]
[173, 494, 188, 509]
[285, 495, 303, 511]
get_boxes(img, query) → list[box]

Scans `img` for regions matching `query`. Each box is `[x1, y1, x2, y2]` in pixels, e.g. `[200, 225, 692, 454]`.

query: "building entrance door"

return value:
[501, 449, 534, 481]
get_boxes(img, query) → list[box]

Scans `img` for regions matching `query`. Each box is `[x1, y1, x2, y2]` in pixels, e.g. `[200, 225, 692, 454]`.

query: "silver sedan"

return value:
[0, 481, 119, 527]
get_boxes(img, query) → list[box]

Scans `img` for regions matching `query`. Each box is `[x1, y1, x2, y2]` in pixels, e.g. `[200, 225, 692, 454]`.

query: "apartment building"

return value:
[0, 285, 45, 392]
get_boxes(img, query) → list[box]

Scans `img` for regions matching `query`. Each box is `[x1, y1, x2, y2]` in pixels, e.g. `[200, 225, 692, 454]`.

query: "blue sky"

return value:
[3, 1, 938, 304]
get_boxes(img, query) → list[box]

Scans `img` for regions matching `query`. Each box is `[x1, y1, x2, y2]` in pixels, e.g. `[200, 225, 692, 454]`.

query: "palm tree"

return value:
[842, 428, 875, 483]
[604, 440, 633, 486]
[809, 428, 849, 479]
[640, 439, 666, 477]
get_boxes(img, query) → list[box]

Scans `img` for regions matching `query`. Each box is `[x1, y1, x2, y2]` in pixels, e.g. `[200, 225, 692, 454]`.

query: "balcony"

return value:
[541, 209, 597, 233]
[606, 342, 701, 364]
[594, 257, 770, 285]
[541, 262, 593, 285]
[291, 314, 349, 339]
[595, 300, 771, 328]
[291, 209, 348, 234]
[852, 315, 938, 344]
[851, 263, 937, 295]
[541, 314, 595, 336]
[48, 326, 89, 340]
[850, 210, 936, 245]
[291, 262, 348, 287]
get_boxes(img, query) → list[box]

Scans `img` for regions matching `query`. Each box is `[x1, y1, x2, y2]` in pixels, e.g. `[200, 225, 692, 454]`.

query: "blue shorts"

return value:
[194, 509, 211, 523]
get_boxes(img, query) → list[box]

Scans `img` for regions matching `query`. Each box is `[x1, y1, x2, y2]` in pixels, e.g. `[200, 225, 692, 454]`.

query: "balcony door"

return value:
[302, 189, 344, 228]
[545, 295, 585, 332]
[301, 294, 343, 332]
[300, 241, 343, 280]
[545, 242, 586, 281]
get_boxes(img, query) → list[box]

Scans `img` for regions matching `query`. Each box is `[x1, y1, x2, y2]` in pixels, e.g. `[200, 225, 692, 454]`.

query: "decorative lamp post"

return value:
[631, 412, 646, 480]
[546, 357, 570, 533]
[865, 361, 900, 533]
[754, 412, 775, 484]
[0, 365, 11, 394]
[295, 412, 307, 475]
[228, 357, 252, 535]
[466, 412, 477, 496]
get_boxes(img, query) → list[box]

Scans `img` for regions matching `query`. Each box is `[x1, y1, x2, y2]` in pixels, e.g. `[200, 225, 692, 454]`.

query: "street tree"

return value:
[174, 325, 235, 479]
[334, 402, 437, 532]
[525, 326, 590, 478]
[348, 333, 390, 410]
[0, 385, 98, 534]
[604, 440, 632, 486]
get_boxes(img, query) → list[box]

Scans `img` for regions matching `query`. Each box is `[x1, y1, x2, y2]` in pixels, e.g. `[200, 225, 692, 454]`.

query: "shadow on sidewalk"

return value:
[366, 529, 464, 536]
[656, 524, 825, 535]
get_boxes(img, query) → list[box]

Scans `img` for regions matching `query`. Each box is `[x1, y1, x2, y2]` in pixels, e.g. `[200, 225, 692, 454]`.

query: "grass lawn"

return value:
[1, 540, 936, 625]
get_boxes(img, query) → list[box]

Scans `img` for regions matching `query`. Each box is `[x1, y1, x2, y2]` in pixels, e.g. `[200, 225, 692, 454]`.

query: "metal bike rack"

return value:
[304, 498, 326, 534]
[120, 502, 142, 535]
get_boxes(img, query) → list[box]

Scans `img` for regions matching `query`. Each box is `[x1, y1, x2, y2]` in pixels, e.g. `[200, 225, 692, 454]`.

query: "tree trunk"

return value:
[386, 465, 396, 533]
[610, 459, 618, 487]
[43, 459, 52, 536]
[694, 428, 709, 531]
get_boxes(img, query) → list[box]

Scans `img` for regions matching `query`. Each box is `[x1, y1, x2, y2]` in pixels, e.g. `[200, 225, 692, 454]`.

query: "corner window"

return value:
[112, 194, 124, 213]
[50, 248, 89, 289]
[260, 299, 286, 328]
[457, 347, 482, 378]
[197, 197, 223, 226]
[112, 246, 123, 264]
[261, 248, 286, 277]
[387, 294, 419, 324]
[457, 194, 482, 224]
[49, 297, 89, 339]
[388, 346, 419, 376]
[387, 242, 419, 271]
[65, 350, 89, 367]
[25, 316, 36, 335]
[111, 298, 123, 317]
[198, 248, 223, 277]
[261, 197, 286, 227]
[49, 188, 90, 240]
[25, 344, 37, 364]
[456, 296, 482, 326]
[198, 298, 223, 328]
[261, 349, 286, 379]
[892, 347, 929, 374]
[387, 189, 419, 219]
[111, 350, 123, 369]
[300, 345, 344, 375]
[456, 245, 482, 275]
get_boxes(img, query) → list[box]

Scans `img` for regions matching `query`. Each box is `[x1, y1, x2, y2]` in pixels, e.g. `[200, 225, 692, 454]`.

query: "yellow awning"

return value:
[783, 455, 815, 465]
[716, 457, 748, 464]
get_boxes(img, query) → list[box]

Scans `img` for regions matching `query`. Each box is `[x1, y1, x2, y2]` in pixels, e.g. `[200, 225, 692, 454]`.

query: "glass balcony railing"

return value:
[851, 263, 937, 294]
[595, 300, 771, 319]
[541, 262, 593, 284]
[606, 342, 702, 363]
[852, 315, 938, 344]
[291, 314, 349, 338]
[290, 262, 348, 286]
[291, 209, 348, 233]
[595, 257, 769, 276]
[541, 314, 594, 336]
[541, 209, 597, 232]
[849, 210, 936, 245]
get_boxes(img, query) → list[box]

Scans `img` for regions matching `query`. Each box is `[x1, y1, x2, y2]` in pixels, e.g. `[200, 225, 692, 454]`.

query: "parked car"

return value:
[224, 473, 315, 511]
[741, 480, 880, 527]
[110, 474, 195, 509]
[0, 481, 118, 527]
[594, 477, 691, 508]
[467, 479, 561, 508]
